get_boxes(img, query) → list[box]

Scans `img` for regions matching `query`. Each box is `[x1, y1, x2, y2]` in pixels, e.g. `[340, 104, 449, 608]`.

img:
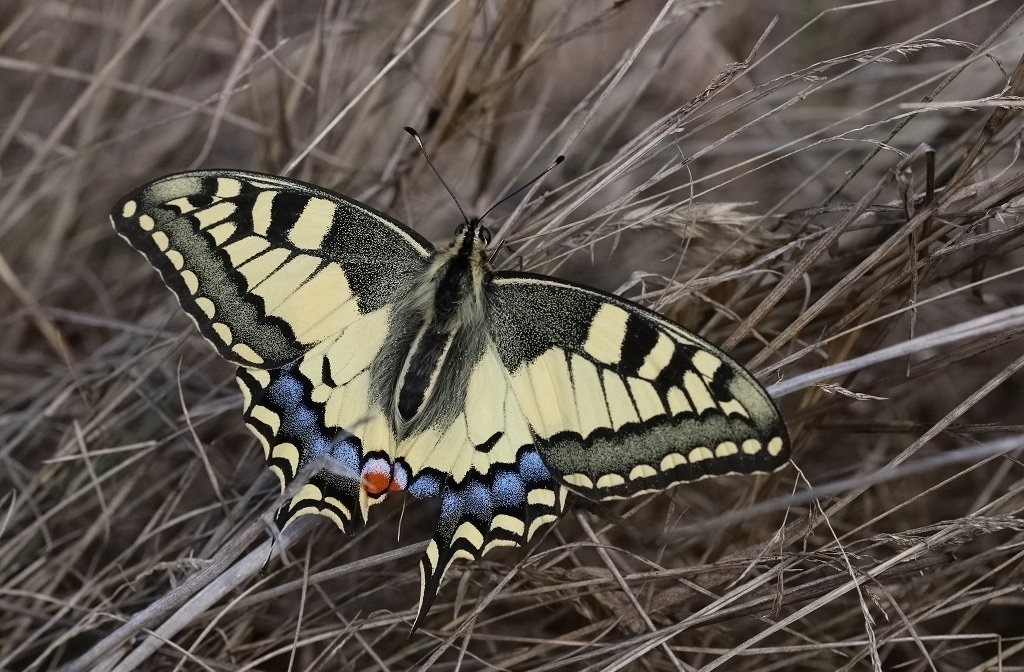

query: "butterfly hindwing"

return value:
[238, 363, 366, 533]
[487, 272, 790, 500]
[111, 170, 433, 368]
[407, 449, 565, 630]
[396, 347, 566, 628]
[235, 301, 406, 532]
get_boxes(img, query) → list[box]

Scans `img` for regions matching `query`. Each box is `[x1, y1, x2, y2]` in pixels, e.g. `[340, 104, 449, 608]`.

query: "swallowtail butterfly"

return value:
[112, 167, 789, 629]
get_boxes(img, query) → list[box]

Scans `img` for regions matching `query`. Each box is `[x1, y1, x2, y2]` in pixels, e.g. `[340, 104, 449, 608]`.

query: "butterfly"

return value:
[111, 168, 789, 630]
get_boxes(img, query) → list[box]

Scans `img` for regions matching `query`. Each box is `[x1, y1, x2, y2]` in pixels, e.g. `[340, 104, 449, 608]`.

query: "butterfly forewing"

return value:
[111, 170, 433, 368]
[488, 272, 790, 499]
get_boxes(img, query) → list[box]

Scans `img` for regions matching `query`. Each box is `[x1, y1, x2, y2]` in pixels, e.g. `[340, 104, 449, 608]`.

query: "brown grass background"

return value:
[3, 1, 1024, 670]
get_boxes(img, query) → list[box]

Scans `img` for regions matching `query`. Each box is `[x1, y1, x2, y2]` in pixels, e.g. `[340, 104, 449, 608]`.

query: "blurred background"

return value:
[2, 1, 1024, 670]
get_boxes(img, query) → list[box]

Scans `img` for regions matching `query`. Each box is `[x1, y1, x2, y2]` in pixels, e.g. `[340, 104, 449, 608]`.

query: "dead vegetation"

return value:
[2, 1, 1024, 670]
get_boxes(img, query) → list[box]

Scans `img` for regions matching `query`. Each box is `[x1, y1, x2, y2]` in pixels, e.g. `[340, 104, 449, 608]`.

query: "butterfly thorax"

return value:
[375, 223, 492, 437]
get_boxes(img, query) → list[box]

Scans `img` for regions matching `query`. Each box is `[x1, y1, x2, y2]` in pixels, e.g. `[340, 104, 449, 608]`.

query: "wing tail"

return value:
[239, 364, 371, 535]
[274, 470, 366, 534]
[410, 446, 565, 632]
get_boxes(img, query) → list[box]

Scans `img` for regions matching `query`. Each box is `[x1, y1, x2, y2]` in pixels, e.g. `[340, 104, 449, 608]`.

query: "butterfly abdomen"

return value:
[396, 325, 457, 422]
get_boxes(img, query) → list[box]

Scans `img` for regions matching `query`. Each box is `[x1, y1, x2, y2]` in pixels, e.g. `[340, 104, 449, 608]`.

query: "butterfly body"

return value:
[380, 220, 491, 435]
[112, 169, 789, 630]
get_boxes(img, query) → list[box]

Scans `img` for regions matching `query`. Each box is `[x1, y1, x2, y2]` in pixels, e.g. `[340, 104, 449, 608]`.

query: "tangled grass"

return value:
[2, 1, 1024, 670]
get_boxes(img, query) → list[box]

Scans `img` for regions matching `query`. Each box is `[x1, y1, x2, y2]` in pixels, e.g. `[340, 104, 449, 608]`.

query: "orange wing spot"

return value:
[362, 471, 392, 496]
[387, 478, 404, 492]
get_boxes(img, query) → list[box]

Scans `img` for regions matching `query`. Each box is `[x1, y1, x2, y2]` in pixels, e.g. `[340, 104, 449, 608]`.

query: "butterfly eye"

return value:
[478, 226, 492, 245]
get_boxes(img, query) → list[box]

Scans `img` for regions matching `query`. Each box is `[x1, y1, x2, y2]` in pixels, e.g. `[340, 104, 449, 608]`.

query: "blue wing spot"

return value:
[285, 405, 318, 434]
[324, 434, 360, 473]
[465, 481, 493, 521]
[268, 371, 321, 437]
[409, 472, 442, 499]
[268, 371, 304, 407]
[519, 450, 551, 483]
[438, 489, 466, 537]
[491, 470, 525, 508]
[441, 490, 463, 518]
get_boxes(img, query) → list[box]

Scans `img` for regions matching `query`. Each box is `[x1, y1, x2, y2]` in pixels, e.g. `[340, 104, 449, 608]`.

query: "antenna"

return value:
[404, 126, 471, 227]
[479, 155, 565, 222]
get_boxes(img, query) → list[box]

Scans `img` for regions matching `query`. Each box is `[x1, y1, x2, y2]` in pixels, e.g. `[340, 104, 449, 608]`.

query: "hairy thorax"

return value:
[372, 239, 491, 438]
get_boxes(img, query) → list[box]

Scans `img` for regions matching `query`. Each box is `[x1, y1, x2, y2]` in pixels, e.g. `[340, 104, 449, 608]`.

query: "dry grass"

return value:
[3, 1, 1024, 670]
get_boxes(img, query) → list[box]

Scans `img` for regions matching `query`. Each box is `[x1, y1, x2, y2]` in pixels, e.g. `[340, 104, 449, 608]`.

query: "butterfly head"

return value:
[450, 217, 493, 270]
[454, 218, 492, 246]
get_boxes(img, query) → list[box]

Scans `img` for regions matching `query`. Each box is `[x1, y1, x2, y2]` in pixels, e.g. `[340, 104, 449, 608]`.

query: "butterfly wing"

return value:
[237, 315, 399, 533]
[396, 347, 566, 629]
[112, 170, 433, 532]
[487, 272, 789, 500]
[111, 170, 433, 368]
